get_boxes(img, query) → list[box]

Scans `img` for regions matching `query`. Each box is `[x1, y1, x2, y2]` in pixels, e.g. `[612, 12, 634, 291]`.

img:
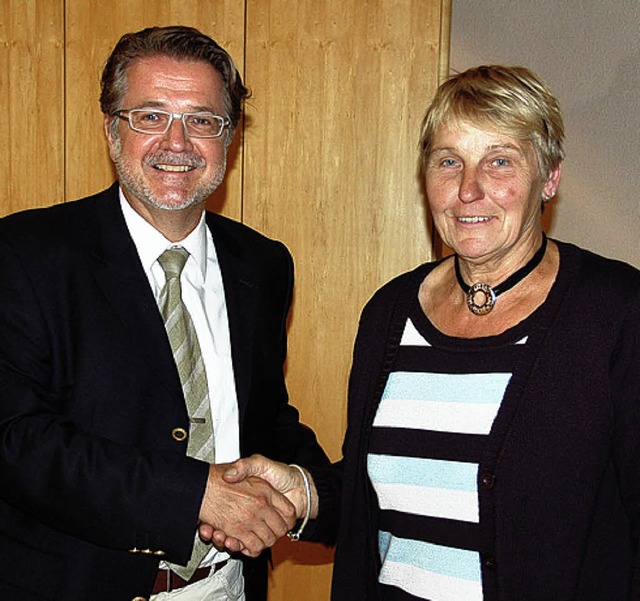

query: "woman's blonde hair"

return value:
[419, 65, 565, 179]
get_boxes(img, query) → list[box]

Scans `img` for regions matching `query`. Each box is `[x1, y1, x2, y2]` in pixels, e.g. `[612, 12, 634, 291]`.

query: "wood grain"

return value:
[0, 2, 449, 598]
[244, 1, 450, 598]
[0, 0, 64, 214]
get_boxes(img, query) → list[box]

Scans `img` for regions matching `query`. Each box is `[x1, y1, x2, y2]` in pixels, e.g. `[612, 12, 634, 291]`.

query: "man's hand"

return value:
[199, 455, 320, 553]
[197, 463, 297, 558]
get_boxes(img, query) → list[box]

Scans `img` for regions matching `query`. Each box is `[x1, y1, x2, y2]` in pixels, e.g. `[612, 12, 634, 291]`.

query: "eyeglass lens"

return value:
[128, 110, 225, 137]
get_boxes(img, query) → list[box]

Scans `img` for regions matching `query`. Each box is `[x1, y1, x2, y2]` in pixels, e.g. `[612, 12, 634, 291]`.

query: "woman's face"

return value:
[424, 120, 560, 266]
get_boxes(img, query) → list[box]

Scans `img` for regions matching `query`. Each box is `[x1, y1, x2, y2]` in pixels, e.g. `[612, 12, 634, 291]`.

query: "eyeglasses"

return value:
[113, 109, 230, 138]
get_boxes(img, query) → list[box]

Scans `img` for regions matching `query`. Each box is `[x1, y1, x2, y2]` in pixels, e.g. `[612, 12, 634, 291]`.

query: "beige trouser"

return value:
[150, 559, 245, 601]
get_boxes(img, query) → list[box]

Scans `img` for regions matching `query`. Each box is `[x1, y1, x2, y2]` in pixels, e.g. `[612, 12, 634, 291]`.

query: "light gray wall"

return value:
[450, 0, 639, 268]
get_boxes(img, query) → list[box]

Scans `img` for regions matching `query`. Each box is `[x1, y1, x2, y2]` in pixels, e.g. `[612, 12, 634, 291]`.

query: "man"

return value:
[0, 26, 337, 601]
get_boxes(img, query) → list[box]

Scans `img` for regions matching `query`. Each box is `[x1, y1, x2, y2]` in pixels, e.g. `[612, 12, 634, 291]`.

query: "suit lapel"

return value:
[206, 213, 257, 420]
[89, 185, 184, 403]
[86, 189, 258, 416]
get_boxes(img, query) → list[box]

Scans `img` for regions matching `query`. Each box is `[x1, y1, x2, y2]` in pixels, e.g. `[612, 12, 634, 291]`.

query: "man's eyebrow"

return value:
[129, 100, 165, 108]
[126, 101, 219, 113]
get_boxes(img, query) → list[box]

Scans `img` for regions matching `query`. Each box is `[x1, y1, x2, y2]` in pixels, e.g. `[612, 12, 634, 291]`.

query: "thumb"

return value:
[222, 454, 268, 483]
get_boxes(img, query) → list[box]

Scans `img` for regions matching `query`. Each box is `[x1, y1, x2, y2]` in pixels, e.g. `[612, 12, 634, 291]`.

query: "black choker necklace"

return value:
[454, 234, 548, 316]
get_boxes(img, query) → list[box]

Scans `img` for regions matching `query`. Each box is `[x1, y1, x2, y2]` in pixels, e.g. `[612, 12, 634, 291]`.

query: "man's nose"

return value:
[160, 116, 194, 152]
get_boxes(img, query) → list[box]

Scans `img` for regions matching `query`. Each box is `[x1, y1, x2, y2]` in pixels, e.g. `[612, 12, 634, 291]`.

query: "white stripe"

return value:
[368, 455, 477, 490]
[374, 482, 479, 522]
[374, 398, 499, 434]
[399, 317, 528, 347]
[383, 372, 511, 405]
[379, 532, 481, 579]
[380, 560, 483, 601]
[400, 319, 431, 346]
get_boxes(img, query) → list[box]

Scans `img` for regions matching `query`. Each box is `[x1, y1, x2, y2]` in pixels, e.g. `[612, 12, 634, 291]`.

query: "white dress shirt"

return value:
[119, 190, 240, 566]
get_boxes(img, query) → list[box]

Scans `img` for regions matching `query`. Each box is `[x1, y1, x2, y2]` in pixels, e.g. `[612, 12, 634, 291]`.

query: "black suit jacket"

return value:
[0, 184, 336, 600]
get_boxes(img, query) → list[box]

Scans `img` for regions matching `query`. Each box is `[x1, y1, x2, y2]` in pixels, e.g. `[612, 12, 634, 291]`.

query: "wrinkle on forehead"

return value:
[123, 56, 225, 114]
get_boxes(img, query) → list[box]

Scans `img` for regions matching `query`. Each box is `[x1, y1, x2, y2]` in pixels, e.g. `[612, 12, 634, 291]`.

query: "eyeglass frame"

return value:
[112, 108, 231, 139]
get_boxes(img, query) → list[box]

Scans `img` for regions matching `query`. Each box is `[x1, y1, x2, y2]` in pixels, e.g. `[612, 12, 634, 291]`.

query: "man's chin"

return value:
[152, 200, 197, 212]
[144, 193, 205, 212]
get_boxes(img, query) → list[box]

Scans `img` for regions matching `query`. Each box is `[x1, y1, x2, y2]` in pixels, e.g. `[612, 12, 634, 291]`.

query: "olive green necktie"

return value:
[158, 247, 214, 579]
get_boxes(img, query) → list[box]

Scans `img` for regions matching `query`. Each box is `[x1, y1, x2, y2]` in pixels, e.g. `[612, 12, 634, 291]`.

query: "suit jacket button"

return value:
[479, 469, 496, 489]
[172, 427, 187, 442]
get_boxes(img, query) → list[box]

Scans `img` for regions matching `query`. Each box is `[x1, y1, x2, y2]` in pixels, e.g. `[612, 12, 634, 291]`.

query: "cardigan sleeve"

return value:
[609, 287, 640, 592]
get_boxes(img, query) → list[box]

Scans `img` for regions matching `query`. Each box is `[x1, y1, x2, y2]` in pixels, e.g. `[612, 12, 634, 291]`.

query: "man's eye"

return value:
[491, 158, 510, 167]
[138, 112, 166, 123]
[192, 115, 214, 126]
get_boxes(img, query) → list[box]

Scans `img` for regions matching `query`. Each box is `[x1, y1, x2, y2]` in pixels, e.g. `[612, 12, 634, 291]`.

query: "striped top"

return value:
[368, 299, 528, 600]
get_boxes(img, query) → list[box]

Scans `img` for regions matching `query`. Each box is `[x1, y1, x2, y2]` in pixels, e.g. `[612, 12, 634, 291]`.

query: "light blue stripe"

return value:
[368, 454, 477, 492]
[379, 531, 481, 581]
[382, 371, 511, 405]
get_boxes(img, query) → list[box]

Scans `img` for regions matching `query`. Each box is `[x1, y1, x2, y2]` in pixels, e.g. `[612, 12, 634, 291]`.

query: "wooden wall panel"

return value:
[1, 2, 449, 598]
[64, 0, 245, 219]
[244, 2, 450, 599]
[0, 0, 64, 215]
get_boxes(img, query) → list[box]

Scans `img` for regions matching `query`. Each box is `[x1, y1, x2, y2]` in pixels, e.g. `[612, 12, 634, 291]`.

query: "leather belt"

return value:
[152, 560, 229, 594]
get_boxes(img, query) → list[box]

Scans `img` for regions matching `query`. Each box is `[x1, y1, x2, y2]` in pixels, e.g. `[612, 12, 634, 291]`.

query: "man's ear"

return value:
[103, 115, 117, 160]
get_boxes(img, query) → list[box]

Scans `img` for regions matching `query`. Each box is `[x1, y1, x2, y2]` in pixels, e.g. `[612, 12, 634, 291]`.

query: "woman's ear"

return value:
[543, 161, 563, 200]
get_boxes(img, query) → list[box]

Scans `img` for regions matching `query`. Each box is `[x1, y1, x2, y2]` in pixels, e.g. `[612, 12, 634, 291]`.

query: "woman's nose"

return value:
[458, 167, 484, 203]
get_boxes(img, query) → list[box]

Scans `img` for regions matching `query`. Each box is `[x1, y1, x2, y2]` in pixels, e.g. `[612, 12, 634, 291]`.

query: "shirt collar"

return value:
[118, 187, 208, 280]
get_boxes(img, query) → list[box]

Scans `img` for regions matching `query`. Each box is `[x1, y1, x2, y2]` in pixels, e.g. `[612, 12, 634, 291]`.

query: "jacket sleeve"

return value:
[241, 239, 341, 543]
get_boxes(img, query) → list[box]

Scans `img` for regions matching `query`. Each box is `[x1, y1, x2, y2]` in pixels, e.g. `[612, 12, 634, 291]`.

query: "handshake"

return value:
[197, 455, 318, 557]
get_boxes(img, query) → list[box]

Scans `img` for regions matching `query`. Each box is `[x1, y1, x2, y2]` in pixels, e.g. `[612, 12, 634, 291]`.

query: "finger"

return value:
[246, 521, 279, 550]
[271, 494, 297, 529]
[206, 526, 246, 553]
[199, 523, 214, 541]
[234, 530, 267, 558]
[250, 478, 297, 527]
[240, 491, 291, 547]
[210, 529, 225, 546]
[224, 537, 245, 553]
[253, 499, 293, 540]
[210, 529, 244, 553]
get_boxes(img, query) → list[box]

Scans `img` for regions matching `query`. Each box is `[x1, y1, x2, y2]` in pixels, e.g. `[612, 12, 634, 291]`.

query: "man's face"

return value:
[105, 55, 229, 214]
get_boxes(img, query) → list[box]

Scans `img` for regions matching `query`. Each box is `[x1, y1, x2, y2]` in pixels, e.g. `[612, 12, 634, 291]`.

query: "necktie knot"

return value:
[158, 247, 189, 280]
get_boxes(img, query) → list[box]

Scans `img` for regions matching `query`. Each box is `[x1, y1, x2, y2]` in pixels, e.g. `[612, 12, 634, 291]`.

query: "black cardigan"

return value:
[330, 240, 640, 600]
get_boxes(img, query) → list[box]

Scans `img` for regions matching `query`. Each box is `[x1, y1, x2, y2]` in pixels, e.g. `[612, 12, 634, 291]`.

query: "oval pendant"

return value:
[466, 282, 496, 316]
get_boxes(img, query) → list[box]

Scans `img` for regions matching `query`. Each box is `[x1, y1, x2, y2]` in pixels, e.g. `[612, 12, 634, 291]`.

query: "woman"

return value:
[331, 65, 640, 600]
